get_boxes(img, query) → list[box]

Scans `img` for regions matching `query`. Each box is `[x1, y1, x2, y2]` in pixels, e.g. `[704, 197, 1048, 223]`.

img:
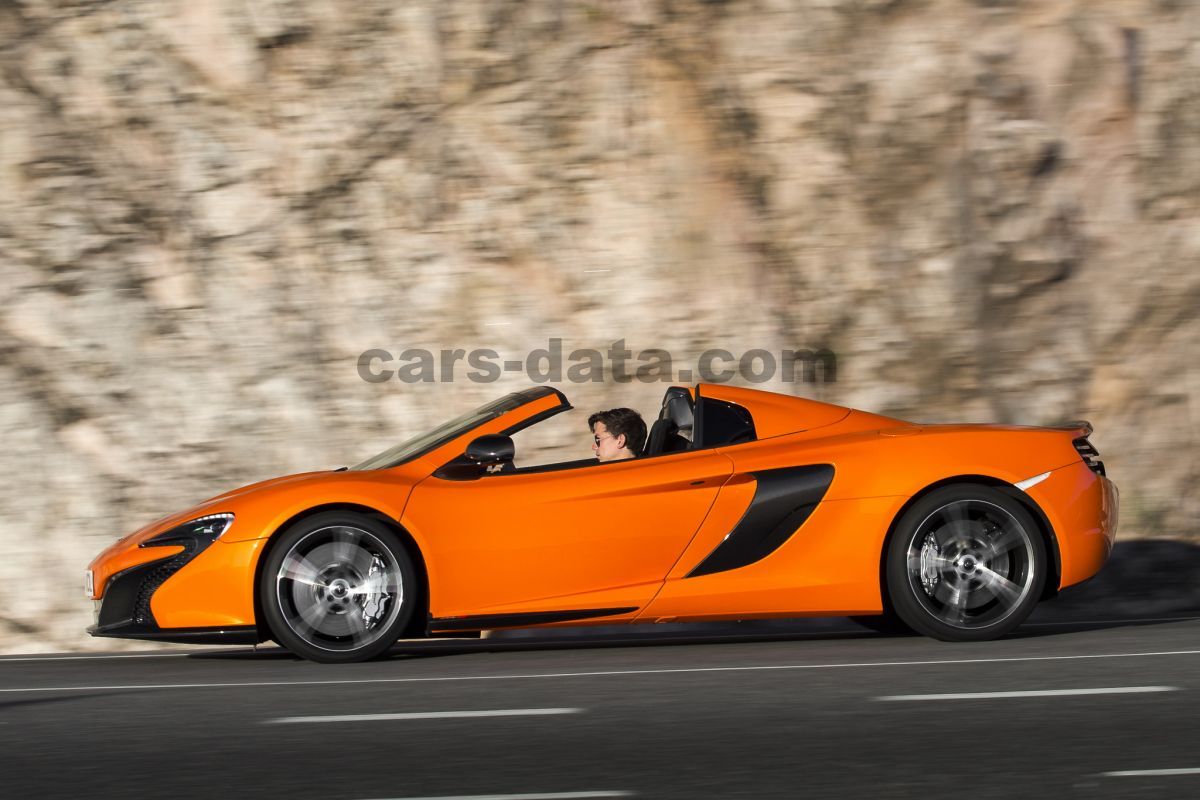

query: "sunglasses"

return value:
[593, 433, 614, 445]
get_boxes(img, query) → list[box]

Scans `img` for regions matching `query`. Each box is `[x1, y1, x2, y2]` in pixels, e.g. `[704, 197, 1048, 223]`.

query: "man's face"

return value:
[591, 421, 627, 462]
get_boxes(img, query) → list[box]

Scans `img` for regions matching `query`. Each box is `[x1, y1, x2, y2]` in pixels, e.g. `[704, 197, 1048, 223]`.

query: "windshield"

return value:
[350, 388, 560, 470]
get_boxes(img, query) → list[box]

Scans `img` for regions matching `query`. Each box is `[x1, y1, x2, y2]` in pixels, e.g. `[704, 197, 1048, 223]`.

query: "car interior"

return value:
[437, 386, 756, 479]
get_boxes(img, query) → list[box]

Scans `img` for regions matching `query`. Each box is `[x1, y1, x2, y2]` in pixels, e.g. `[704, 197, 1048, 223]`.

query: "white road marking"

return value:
[0, 648, 1198, 694]
[362, 793, 632, 799]
[266, 708, 581, 724]
[877, 686, 1178, 701]
[1101, 768, 1200, 777]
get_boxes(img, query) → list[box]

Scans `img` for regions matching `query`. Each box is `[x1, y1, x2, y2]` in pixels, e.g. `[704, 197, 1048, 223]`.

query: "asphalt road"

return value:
[2, 616, 1198, 800]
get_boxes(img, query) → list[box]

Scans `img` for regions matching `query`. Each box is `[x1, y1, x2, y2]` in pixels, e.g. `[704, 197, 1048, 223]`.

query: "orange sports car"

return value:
[86, 384, 1118, 662]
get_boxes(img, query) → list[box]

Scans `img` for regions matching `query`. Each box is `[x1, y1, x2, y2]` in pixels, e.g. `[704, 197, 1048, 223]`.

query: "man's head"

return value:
[589, 407, 647, 462]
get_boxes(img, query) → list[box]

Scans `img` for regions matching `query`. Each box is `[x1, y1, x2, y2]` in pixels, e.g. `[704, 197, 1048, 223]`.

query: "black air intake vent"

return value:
[1073, 437, 1106, 477]
[133, 552, 192, 626]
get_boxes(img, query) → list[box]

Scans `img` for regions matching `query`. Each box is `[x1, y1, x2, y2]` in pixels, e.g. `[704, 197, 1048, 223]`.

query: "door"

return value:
[405, 449, 733, 619]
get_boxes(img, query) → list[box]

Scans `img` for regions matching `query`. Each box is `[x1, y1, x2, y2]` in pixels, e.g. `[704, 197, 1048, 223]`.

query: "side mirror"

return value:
[464, 434, 515, 465]
[435, 434, 516, 481]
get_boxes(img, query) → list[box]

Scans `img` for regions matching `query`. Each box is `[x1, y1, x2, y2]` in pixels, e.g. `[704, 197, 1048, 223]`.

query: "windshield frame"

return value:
[350, 387, 568, 471]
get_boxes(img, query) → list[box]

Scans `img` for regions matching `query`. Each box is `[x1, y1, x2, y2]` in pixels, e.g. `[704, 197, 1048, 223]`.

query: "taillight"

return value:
[1073, 437, 1106, 477]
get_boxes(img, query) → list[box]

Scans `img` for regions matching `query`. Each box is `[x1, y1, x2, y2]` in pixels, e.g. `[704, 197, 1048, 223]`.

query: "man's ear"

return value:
[615, 433, 626, 450]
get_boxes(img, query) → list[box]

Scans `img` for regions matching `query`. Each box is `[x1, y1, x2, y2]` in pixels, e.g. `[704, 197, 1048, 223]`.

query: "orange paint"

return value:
[87, 384, 1117, 641]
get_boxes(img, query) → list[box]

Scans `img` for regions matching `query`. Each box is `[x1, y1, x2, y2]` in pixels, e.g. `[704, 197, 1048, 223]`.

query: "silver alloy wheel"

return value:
[904, 499, 1036, 630]
[275, 525, 405, 653]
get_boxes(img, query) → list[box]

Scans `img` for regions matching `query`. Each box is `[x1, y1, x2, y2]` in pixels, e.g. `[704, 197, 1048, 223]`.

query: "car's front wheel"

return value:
[886, 485, 1046, 642]
[261, 511, 417, 663]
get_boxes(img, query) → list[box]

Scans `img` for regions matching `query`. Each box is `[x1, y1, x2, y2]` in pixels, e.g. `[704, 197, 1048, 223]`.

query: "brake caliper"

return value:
[359, 555, 391, 629]
[919, 532, 941, 597]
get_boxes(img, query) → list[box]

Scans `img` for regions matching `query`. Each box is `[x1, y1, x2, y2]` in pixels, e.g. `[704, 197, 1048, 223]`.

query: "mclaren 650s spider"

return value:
[86, 384, 1118, 662]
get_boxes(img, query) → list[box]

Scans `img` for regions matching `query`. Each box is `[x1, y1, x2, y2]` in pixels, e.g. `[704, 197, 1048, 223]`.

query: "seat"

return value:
[642, 387, 695, 457]
[643, 418, 671, 456]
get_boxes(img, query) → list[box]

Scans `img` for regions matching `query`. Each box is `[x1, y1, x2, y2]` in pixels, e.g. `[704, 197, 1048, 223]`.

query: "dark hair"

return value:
[588, 408, 647, 455]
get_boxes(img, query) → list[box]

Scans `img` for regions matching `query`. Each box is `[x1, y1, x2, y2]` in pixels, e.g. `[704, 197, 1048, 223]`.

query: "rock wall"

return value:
[0, 0, 1196, 652]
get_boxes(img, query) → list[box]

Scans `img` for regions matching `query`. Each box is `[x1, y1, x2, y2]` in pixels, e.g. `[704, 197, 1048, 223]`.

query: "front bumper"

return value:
[87, 553, 259, 645]
[87, 522, 265, 644]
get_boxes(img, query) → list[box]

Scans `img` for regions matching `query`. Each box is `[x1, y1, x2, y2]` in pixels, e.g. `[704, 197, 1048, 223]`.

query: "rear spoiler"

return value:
[1050, 419, 1093, 436]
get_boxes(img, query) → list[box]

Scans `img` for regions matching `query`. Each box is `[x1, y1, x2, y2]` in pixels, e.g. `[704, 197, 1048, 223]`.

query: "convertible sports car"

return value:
[87, 384, 1118, 662]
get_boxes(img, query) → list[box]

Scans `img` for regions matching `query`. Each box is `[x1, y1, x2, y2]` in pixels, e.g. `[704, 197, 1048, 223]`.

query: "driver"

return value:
[589, 408, 647, 462]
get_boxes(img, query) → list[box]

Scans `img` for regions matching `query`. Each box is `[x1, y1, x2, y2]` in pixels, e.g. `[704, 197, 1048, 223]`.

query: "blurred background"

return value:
[0, 0, 1196, 653]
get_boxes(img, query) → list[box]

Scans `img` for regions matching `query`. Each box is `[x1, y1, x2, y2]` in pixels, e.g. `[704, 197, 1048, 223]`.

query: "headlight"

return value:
[140, 513, 235, 550]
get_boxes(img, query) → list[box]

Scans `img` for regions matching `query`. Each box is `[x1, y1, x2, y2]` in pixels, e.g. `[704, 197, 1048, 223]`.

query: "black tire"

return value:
[260, 511, 418, 663]
[885, 484, 1046, 642]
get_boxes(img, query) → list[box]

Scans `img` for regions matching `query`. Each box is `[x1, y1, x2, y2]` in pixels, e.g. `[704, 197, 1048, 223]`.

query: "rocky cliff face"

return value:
[0, 0, 1196, 652]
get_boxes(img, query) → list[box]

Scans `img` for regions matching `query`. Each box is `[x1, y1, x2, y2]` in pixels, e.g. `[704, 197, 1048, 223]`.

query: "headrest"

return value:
[660, 387, 694, 431]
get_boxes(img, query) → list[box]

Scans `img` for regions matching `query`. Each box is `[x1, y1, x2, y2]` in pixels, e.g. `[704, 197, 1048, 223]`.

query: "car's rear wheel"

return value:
[261, 511, 417, 663]
[886, 485, 1046, 642]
